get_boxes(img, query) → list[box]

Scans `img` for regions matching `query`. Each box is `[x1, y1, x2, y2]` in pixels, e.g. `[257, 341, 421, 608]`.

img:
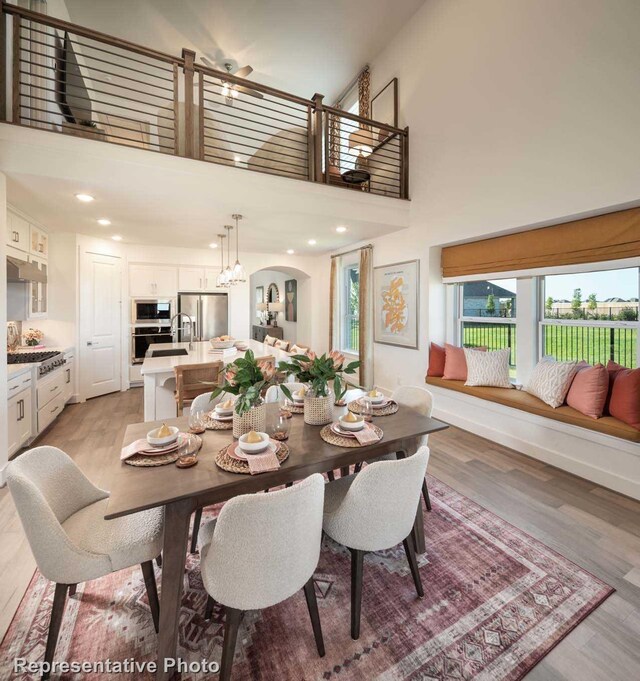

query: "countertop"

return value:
[141, 340, 292, 376]
[6, 346, 75, 380]
[8, 364, 35, 380]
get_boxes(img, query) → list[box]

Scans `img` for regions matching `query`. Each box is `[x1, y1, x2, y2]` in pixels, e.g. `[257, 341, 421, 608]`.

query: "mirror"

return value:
[267, 283, 279, 303]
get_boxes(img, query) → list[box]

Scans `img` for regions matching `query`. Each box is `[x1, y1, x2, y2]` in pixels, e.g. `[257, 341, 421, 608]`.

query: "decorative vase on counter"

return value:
[304, 393, 334, 426]
[233, 401, 267, 439]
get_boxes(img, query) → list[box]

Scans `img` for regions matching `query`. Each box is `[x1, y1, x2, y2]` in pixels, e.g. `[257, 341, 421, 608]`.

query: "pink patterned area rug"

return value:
[1, 475, 613, 680]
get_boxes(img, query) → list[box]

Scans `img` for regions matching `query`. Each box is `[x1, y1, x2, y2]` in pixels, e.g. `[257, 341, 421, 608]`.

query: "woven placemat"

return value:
[348, 399, 398, 417]
[289, 403, 304, 414]
[320, 423, 384, 448]
[125, 434, 203, 467]
[204, 415, 233, 430]
[215, 441, 290, 475]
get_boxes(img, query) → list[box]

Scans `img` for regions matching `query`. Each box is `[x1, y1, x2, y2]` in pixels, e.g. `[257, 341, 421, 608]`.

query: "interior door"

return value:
[80, 252, 122, 399]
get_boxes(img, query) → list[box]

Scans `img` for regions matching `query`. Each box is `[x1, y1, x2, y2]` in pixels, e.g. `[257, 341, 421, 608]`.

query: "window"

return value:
[541, 267, 639, 367]
[338, 101, 360, 172]
[457, 278, 517, 372]
[341, 262, 360, 354]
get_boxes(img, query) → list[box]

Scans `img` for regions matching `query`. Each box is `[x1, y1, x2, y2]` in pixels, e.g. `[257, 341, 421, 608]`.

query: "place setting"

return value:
[203, 397, 235, 430]
[348, 388, 399, 417]
[120, 423, 202, 467]
[320, 409, 384, 448]
[215, 430, 290, 475]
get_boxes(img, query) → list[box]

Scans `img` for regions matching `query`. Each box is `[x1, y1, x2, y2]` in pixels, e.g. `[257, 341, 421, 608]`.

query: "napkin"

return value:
[120, 439, 153, 461]
[353, 424, 381, 445]
[247, 450, 280, 475]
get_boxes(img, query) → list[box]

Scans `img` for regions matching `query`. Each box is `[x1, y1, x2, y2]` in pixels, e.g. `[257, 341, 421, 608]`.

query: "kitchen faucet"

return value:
[170, 312, 195, 350]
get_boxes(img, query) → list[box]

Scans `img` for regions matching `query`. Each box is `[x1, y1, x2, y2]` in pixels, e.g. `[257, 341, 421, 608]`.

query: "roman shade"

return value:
[441, 207, 640, 279]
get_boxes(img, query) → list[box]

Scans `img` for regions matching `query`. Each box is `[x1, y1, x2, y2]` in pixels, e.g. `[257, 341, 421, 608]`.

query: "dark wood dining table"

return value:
[106, 401, 448, 680]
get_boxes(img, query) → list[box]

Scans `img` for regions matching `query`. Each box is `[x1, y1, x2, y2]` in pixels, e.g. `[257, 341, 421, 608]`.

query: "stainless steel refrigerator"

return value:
[177, 292, 228, 341]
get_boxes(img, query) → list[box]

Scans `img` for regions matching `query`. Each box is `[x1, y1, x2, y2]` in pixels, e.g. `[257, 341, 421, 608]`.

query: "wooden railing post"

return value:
[181, 48, 196, 158]
[312, 93, 324, 183]
[401, 126, 409, 199]
[11, 13, 20, 124]
[0, 9, 6, 121]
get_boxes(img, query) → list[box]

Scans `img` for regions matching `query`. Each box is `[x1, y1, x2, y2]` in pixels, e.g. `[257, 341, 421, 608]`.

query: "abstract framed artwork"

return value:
[374, 259, 419, 349]
[285, 279, 297, 322]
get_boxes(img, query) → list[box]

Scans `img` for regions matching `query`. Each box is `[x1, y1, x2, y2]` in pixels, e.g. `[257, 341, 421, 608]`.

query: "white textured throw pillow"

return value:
[464, 348, 512, 388]
[525, 358, 578, 408]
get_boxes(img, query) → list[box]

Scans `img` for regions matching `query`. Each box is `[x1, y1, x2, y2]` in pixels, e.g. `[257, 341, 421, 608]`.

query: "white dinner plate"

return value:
[229, 440, 279, 461]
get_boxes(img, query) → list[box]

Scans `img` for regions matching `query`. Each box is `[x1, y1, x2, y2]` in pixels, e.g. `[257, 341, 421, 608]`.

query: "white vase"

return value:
[233, 402, 267, 438]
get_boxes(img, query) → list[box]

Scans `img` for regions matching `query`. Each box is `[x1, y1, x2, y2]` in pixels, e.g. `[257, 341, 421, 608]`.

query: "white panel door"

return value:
[80, 252, 122, 400]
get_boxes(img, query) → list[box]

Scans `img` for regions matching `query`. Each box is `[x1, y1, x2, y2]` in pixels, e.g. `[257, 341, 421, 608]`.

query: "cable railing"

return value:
[0, 3, 409, 199]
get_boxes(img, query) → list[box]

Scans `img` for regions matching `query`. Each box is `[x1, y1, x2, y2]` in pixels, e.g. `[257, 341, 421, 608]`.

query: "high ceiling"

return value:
[62, 0, 425, 103]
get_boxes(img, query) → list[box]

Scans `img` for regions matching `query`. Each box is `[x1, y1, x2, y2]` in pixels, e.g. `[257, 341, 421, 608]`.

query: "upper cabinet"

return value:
[129, 264, 178, 298]
[178, 266, 220, 292]
[6, 212, 30, 254]
[28, 254, 48, 318]
[30, 224, 48, 258]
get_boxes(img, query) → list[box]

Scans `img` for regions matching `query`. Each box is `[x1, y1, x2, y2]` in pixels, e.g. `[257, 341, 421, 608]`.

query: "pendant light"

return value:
[231, 213, 246, 282]
[224, 224, 235, 285]
[215, 233, 228, 288]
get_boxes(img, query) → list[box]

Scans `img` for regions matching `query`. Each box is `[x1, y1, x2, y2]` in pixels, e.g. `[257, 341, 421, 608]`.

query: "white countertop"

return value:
[8, 364, 35, 380]
[7, 346, 75, 380]
[141, 339, 292, 376]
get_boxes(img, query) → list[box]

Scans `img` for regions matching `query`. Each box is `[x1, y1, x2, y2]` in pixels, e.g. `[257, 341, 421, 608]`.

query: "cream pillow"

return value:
[289, 344, 309, 355]
[275, 339, 290, 351]
[264, 334, 277, 346]
[464, 348, 512, 388]
[525, 358, 578, 408]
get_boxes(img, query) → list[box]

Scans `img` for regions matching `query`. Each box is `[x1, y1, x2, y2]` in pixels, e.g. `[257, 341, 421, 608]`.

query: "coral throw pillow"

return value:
[443, 344, 486, 381]
[606, 361, 640, 430]
[427, 342, 446, 377]
[565, 363, 609, 419]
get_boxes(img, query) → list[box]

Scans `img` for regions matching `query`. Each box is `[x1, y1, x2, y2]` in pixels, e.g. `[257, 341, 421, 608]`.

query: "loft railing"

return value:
[0, 3, 409, 199]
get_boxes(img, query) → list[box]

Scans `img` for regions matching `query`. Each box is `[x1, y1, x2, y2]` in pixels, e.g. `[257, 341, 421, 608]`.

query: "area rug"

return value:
[0, 475, 613, 680]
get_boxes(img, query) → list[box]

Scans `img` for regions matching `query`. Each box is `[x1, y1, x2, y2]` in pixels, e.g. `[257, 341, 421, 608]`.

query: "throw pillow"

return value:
[565, 363, 609, 419]
[264, 335, 277, 346]
[275, 339, 290, 351]
[464, 348, 512, 388]
[525, 358, 578, 408]
[607, 362, 640, 429]
[427, 342, 446, 377]
[289, 344, 309, 355]
[443, 344, 486, 381]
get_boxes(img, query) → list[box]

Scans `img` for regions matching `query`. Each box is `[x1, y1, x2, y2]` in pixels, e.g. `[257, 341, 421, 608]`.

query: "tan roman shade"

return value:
[442, 207, 640, 279]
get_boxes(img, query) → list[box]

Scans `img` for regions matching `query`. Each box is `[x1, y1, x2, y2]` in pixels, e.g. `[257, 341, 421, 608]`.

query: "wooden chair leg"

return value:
[350, 548, 365, 640]
[141, 561, 160, 633]
[354, 462, 363, 473]
[302, 578, 325, 657]
[42, 583, 68, 680]
[68, 584, 77, 597]
[205, 595, 215, 620]
[285, 482, 293, 488]
[220, 607, 244, 681]
[340, 466, 350, 477]
[422, 478, 432, 511]
[191, 508, 203, 553]
[156, 554, 162, 568]
[327, 470, 335, 482]
[403, 534, 424, 598]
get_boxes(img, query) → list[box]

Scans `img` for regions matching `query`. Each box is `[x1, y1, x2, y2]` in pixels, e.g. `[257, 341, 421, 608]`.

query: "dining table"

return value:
[106, 397, 448, 680]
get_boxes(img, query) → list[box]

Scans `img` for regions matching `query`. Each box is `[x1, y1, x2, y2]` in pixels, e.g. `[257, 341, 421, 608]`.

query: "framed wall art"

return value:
[373, 259, 419, 349]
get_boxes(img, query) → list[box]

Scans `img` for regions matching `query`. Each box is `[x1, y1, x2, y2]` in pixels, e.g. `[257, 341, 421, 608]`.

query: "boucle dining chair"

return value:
[264, 381, 305, 403]
[174, 360, 223, 415]
[6, 446, 164, 679]
[323, 447, 430, 640]
[199, 474, 326, 681]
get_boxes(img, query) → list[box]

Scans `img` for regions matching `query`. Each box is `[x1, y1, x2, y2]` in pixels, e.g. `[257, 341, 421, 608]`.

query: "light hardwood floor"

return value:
[1, 388, 639, 679]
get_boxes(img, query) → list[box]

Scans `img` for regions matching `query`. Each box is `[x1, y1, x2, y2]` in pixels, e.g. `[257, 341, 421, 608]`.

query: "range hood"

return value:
[7, 256, 47, 284]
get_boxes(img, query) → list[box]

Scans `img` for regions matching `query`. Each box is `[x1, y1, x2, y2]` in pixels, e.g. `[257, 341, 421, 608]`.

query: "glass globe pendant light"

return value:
[224, 224, 235, 285]
[215, 233, 228, 288]
[231, 213, 246, 282]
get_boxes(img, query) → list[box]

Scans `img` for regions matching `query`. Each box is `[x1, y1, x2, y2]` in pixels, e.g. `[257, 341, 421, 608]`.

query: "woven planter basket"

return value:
[304, 395, 334, 426]
[233, 402, 267, 438]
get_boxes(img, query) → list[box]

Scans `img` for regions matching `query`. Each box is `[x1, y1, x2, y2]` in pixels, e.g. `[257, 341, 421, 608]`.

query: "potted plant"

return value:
[211, 350, 278, 437]
[278, 351, 359, 425]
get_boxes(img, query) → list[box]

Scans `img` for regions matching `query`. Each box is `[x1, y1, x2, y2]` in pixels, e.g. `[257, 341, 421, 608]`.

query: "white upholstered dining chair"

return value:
[199, 474, 326, 681]
[264, 381, 305, 403]
[323, 447, 430, 640]
[6, 446, 164, 679]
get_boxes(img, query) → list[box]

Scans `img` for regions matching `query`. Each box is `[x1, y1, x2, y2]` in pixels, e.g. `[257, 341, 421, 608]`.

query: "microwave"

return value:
[132, 299, 173, 324]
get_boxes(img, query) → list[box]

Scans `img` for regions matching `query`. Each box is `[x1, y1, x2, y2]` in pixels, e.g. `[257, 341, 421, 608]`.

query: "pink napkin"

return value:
[353, 424, 381, 445]
[121, 439, 151, 461]
[247, 451, 281, 475]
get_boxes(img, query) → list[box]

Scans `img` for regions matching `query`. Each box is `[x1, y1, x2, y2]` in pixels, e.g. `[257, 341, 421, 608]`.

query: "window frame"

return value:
[339, 260, 360, 356]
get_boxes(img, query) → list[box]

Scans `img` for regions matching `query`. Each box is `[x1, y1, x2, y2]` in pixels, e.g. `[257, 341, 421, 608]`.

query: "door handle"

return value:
[87, 341, 93, 346]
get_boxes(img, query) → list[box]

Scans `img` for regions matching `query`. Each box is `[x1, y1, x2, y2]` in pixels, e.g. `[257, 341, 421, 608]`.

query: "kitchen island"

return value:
[141, 339, 292, 421]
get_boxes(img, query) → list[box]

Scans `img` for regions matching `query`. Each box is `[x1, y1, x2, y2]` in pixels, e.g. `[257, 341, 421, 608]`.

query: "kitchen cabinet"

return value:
[6, 212, 30, 253]
[28, 254, 48, 319]
[178, 267, 220, 292]
[8, 388, 32, 457]
[63, 351, 75, 403]
[129, 264, 178, 297]
[30, 224, 48, 258]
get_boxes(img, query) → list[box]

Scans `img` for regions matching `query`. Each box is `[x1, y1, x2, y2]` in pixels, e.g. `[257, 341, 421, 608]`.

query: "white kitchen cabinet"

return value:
[203, 268, 220, 291]
[30, 224, 48, 258]
[6, 212, 30, 253]
[178, 266, 204, 291]
[8, 388, 32, 457]
[63, 352, 75, 403]
[129, 264, 177, 297]
[28, 254, 48, 319]
[38, 392, 65, 435]
[154, 266, 178, 297]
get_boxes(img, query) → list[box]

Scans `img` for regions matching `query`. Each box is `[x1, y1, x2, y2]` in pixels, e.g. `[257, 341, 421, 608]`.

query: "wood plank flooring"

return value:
[1, 388, 639, 679]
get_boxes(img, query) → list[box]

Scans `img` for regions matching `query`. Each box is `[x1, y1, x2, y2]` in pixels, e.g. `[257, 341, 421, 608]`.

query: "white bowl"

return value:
[215, 401, 235, 415]
[339, 414, 365, 431]
[363, 392, 385, 405]
[147, 425, 179, 447]
[210, 338, 235, 349]
[238, 432, 270, 454]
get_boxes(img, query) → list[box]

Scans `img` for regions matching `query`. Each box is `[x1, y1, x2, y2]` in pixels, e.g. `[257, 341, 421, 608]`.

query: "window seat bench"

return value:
[425, 377, 639, 443]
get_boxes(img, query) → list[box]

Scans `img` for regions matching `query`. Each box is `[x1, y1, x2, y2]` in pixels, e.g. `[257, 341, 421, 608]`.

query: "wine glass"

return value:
[360, 399, 373, 423]
[270, 413, 291, 441]
[189, 410, 206, 434]
[279, 391, 293, 419]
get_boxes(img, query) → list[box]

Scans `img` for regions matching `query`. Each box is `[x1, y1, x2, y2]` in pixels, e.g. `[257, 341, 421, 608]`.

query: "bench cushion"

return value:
[426, 376, 640, 443]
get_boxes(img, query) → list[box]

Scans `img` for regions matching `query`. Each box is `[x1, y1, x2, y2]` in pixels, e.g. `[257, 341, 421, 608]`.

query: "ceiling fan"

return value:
[200, 58, 264, 105]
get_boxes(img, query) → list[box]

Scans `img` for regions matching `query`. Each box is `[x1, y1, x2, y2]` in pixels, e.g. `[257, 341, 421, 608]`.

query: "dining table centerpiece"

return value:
[211, 350, 279, 438]
[278, 351, 360, 425]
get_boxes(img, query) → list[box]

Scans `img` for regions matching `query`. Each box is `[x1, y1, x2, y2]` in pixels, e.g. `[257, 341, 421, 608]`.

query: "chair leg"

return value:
[354, 462, 363, 473]
[403, 534, 424, 599]
[141, 561, 160, 633]
[285, 482, 293, 488]
[422, 478, 432, 511]
[350, 548, 365, 640]
[302, 578, 325, 657]
[191, 508, 203, 553]
[327, 470, 335, 482]
[42, 583, 68, 680]
[156, 554, 162, 568]
[68, 584, 77, 597]
[205, 595, 215, 620]
[219, 607, 244, 681]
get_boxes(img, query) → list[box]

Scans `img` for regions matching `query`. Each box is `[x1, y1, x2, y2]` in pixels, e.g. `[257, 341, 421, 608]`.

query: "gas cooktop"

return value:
[8, 351, 65, 377]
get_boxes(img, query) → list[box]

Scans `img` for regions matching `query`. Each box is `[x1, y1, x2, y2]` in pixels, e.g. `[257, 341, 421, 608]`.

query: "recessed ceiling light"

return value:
[97, 218, 111, 226]
[111, 234, 123, 241]
[209, 242, 218, 249]
[286, 249, 295, 255]
[308, 239, 317, 246]
[336, 226, 347, 233]
[75, 193, 94, 202]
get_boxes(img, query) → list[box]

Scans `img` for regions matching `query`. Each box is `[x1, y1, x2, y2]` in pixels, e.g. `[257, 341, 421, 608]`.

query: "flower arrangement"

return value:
[23, 328, 44, 347]
[210, 350, 278, 415]
[277, 350, 360, 400]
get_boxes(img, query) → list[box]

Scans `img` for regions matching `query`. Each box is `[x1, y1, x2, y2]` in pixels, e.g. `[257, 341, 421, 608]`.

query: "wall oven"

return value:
[131, 326, 173, 364]
[132, 299, 173, 324]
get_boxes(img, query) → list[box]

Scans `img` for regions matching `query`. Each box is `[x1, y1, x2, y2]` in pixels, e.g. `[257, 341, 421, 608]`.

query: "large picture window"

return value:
[341, 262, 360, 354]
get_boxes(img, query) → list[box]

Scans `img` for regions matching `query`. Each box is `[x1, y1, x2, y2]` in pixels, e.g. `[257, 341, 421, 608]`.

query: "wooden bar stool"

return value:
[174, 361, 223, 416]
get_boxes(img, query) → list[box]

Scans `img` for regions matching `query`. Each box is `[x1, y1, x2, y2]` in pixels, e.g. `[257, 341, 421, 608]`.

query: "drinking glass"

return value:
[270, 413, 291, 441]
[279, 392, 293, 419]
[189, 410, 206, 434]
[360, 400, 373, 423]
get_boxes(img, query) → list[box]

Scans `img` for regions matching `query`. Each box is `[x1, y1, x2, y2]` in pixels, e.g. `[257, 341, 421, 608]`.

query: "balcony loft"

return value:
[0, 4, 409, 201]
